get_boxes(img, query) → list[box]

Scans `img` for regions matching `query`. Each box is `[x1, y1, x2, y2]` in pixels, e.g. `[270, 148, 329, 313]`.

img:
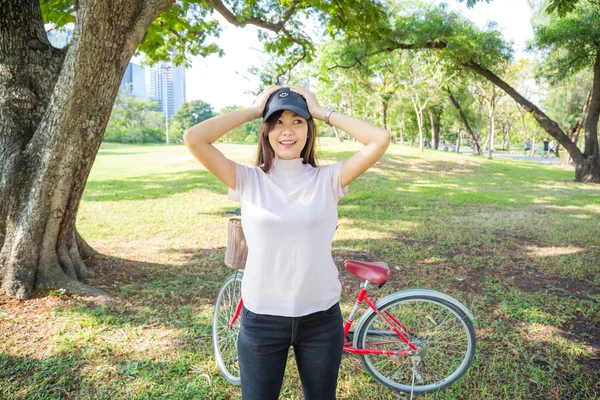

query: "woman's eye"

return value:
[276, 120, 283, 124]
[293, 119, 303, 124]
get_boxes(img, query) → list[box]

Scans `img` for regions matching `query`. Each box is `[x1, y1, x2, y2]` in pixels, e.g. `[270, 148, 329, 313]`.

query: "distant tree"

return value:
[174, 100, 214, 127]
[104, 95, 165, 143]
[170, 100, 215, 143]
[444, 84, 484, 155]
[218, 105, 261, 143]
[543, 72, 592, 163]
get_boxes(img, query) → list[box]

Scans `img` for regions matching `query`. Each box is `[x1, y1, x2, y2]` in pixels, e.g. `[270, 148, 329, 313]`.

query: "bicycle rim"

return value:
[212, 272, 243, 385]
[357, 295, 475, 393]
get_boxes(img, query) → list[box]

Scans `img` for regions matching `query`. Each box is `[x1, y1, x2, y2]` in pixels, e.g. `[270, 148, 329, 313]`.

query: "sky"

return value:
[182, 0, 534, 111]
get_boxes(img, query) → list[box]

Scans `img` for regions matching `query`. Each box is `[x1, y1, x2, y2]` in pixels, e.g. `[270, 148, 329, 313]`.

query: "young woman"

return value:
[184, 85, 390, 400]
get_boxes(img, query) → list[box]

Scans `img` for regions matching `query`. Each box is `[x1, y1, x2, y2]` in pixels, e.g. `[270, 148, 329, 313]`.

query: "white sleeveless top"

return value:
[228, 157, 348, 317]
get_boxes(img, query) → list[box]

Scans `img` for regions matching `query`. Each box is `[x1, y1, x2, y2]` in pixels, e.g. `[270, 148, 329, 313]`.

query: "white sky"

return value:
[183, 0, 534, 111]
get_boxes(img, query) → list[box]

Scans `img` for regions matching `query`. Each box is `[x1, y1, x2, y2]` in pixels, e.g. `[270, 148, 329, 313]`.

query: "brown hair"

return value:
[255, 110, 318, 173]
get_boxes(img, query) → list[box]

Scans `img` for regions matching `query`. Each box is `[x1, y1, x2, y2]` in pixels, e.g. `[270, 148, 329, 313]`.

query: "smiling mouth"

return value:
[279, 140, 297, 145]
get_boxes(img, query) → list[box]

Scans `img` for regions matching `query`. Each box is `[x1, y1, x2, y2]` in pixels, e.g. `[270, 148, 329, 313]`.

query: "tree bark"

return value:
[564, 90, 592, 165]
[381, 99, 388, 130]
[488, 100, 495, 158]
[0, 0, 174, 299]
[445, 87, 482, 155]
[399, 113, 405, 145]
[464, 61, 600, 183]
[584, 48, 600, 159]
[428, 108, 441, 150]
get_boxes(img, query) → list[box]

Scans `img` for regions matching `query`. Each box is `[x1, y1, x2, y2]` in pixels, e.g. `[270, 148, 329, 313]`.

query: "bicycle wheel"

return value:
[212, 272, 243, 385]
[356, 295, 476, 393]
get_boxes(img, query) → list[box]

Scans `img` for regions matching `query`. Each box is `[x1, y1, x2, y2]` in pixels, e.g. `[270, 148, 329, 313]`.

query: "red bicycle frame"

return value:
[228, 281, 419, 356]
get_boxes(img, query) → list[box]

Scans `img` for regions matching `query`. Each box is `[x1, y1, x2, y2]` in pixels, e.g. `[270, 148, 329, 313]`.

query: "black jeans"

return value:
[238, 303, 344, 400]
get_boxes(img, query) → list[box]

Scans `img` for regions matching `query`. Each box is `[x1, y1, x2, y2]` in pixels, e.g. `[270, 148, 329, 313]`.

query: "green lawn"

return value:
[1, 139, 599, 399]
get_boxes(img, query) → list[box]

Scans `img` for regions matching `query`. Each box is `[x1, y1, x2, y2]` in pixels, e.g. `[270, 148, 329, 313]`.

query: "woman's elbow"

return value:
[183, 129, 196, 147]
[380, 129, 391, 148]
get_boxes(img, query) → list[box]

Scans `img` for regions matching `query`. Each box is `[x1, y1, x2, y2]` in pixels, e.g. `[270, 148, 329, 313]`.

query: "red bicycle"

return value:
[212, 216, 476, 394]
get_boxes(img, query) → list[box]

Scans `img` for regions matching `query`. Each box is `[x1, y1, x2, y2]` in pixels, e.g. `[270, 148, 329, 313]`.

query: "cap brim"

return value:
[263, 105, 311, 121]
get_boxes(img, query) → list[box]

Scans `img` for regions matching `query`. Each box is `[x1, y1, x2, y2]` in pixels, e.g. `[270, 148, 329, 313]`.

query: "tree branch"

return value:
[206, 0, 298, 33]
[328, 40, 447, 70]
[275, 31, 308, 84]
[444, 86, 482, 155]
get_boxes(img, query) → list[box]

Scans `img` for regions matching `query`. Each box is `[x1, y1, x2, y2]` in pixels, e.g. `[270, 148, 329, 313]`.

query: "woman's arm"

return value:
[289, 86, 391, 188]
[183, 86, 281, 189]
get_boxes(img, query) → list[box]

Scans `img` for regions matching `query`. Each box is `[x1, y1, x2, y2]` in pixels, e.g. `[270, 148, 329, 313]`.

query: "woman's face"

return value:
[267, 110, 309, 160]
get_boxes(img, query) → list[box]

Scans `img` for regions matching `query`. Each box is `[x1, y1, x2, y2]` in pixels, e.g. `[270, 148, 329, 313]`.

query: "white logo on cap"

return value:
[279, 92, 289, 97]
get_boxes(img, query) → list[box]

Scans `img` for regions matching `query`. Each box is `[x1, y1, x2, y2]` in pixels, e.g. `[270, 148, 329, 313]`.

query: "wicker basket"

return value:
[224, 218, 247, 269]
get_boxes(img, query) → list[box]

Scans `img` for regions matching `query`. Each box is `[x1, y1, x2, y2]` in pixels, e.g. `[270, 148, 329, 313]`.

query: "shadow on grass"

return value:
[0, 353, 83, 399]
[83, 170, 225, 202]
[0, 352, 220, 399]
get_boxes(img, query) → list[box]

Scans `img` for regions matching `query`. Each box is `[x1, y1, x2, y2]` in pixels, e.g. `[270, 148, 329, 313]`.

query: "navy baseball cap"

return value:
[262, 88, 312, 121]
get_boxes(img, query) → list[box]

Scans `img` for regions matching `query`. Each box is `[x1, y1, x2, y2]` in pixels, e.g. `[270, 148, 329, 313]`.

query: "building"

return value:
[148, 63, 186, 120]
[47, 27, 73, 48]
[121, 63, 146, 98]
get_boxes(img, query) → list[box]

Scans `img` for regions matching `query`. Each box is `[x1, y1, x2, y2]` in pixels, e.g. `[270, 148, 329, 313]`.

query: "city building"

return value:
[121, 63, 146, 98]
[47, 27, 73, 48]
[148, 63, 186, 120]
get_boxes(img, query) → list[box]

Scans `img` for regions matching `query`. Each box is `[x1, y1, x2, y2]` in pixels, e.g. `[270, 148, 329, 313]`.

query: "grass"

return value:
[1, 138, 599, 399]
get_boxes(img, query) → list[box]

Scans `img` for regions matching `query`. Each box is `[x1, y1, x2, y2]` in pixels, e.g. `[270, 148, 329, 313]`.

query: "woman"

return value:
[184, 85, 390, 400]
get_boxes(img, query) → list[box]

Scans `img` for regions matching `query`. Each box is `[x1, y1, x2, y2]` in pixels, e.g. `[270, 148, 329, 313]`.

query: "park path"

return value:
[458, 150, 561, 164]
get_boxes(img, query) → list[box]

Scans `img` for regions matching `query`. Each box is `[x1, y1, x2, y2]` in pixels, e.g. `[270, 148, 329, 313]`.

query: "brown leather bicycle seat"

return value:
[344, 260, 390, 285]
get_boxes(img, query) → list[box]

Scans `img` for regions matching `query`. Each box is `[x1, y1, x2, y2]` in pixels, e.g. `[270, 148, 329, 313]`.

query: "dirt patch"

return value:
[0, 292, 73, 319]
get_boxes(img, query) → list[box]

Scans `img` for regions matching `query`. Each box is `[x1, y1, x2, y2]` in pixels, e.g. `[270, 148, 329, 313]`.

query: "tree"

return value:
[463, 2, 600, 180]
[542, 72, 591, 163]
[473, 78, 504, 157]
[0, 0, 388, 299]
[170, 99, 215, 142]
[403, 52, 449, 152]
[217, 105, 261, 143]
[330, 2, 600, 182]
[444, 82, 484, 155]
[104, 95, 165, 143]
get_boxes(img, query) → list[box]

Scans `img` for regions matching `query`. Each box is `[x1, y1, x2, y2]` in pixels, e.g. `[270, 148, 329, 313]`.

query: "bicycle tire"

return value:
[212, 272, 243, 385]
[356, 295, 476, 393]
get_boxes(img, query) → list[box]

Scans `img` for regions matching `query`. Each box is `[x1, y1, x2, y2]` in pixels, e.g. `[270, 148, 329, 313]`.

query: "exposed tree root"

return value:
[36, 260, 111, 298]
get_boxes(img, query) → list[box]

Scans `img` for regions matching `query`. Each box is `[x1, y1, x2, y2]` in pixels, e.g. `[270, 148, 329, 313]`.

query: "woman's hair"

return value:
[255, 110, 318, 173]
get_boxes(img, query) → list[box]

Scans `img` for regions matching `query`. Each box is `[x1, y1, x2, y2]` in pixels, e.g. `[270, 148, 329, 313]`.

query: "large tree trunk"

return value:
[464, 61, 600, 183]
[0, 0, 173, 299]
[445, 87, 483, 155]
[583, 48, 600, 160]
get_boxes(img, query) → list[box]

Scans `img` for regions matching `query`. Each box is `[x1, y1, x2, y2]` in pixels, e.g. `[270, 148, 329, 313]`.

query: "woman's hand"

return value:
[288, 86, 327, 121]
[250, 85, 281, 118]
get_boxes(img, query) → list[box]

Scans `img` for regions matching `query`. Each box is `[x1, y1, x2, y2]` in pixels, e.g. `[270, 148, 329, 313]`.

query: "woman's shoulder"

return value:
[317, 160, 343, 172]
